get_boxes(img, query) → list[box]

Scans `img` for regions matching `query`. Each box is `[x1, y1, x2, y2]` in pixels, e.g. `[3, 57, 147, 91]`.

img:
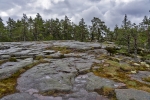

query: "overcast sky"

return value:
[0, 0, 150, 30]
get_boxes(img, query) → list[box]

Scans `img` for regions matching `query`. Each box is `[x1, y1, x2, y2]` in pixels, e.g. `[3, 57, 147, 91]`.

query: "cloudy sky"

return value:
[0, 0, 150, 30]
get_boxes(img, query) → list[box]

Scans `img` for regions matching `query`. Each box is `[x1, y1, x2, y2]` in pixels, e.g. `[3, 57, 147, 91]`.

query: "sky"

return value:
[0, 0, 150, 30]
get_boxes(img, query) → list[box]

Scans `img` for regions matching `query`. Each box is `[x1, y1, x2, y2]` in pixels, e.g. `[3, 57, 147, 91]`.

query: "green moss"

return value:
[47, 46, 71, 54]
[9, 57, 17, 62]
[93, 59, 150, 93]
[41, 90, 71, 97]
[126, 81, 137, 87]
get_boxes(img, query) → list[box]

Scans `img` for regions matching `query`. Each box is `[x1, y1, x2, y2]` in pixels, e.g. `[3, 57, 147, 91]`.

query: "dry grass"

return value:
[142, 77, 150, 82]
[93, 57, 150, 93]
[47, 46, 72, 54]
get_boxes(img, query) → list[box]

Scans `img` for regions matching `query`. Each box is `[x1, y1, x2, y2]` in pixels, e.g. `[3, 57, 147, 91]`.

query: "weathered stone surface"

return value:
[0, 62, 18, 69]
[0, 93, 63, 100]
[0, 41, 149, 100]
[115, 89, 150, 100]
[0, 55, 10, 59]
[17, 63, 76, 92]
[0, 93, 38, 100]
[0, 58, 33, 79]
[87, 49, 108, 55]
[53, 41, 101, 50]
[130, 71, 150, 85]
[86, 73, 116, 91]
[63, 90, 109, 100]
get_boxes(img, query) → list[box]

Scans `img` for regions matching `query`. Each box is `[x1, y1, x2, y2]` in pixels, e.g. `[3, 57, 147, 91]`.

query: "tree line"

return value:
[0, 13, 150, 53]
[0, 13, 108, 42]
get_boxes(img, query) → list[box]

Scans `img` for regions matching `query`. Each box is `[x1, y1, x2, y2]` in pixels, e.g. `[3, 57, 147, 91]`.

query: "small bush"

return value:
[105, 47, 117, 56]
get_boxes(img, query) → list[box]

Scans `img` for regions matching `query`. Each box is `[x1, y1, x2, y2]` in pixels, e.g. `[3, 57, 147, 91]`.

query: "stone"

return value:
[50, 52, 64, 58]
[0, 58, 33, 79]
[16, 63, 76, 93]
[115, 89, 150, 100]
[0, 55, 10, 59]
[133, 63, 140, 67]
[130, 71, 150, 85]
[86, 73, 116, 91]
[114, 83, 127, 89]
[0, 93, 38, 100]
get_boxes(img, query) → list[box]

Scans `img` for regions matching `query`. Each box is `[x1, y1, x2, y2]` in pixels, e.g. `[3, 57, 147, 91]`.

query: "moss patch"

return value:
[9, 57, 17, 62]
[93, 57, 150, 93]
[40, 90, 72, 97]
[47, 46, 72, 54]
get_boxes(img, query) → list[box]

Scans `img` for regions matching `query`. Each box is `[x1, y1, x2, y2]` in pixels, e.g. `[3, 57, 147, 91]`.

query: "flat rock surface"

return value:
[130, 71, 150, 85]
[115, 89, 150, 100]
[0, 41, 150, 100]
[0, 58, 33, 79]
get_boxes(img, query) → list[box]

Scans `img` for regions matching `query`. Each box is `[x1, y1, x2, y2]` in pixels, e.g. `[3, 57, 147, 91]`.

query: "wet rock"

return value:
[115, 89, 150, 100]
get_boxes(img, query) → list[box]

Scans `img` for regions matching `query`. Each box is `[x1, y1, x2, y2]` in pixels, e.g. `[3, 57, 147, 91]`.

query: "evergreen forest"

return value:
[0, 13, 150, 54]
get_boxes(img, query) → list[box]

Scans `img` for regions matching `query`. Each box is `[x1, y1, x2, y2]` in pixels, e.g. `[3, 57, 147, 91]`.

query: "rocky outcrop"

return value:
[0, 41, 150, 100]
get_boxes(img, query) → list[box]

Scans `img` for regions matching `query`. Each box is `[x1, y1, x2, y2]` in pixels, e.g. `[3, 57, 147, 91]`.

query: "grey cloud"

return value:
[0, 0, 150, 30]
[117, 0, 150, 17]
